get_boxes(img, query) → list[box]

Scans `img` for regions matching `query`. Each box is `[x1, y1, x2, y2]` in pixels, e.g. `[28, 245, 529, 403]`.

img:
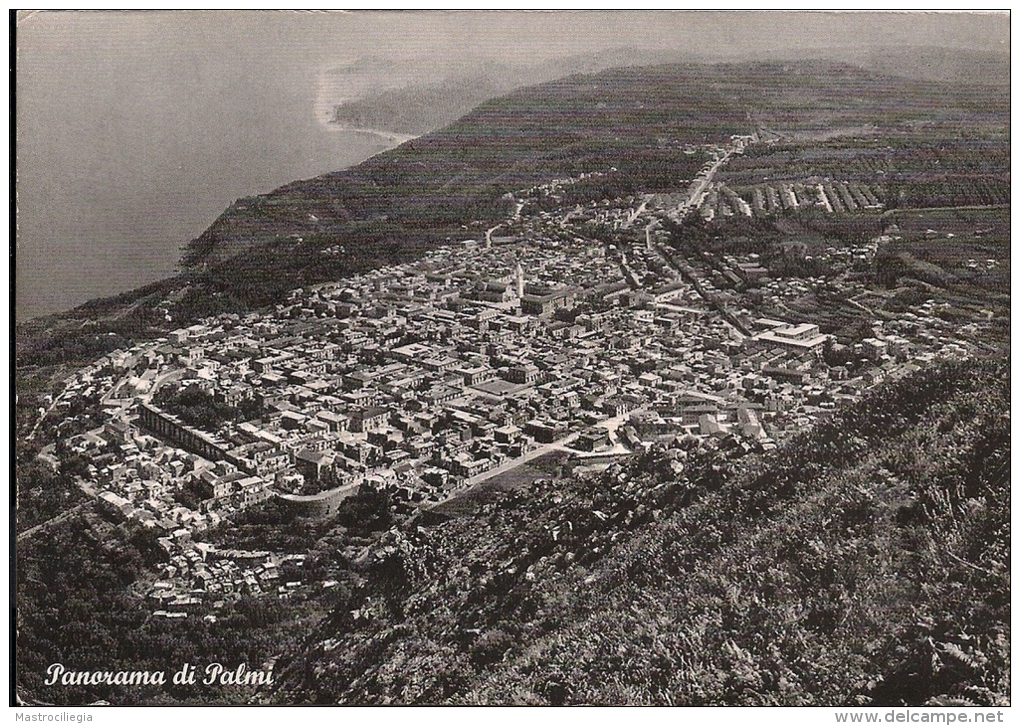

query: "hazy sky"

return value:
[15, 10, 1009, 320]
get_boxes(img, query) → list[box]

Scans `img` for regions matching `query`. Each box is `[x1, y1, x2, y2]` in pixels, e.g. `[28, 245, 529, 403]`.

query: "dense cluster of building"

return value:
[42, 135, 987, 615]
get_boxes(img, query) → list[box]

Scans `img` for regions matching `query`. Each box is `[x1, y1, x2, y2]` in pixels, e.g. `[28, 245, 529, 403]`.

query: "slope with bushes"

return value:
[270, 357, 1009, 705]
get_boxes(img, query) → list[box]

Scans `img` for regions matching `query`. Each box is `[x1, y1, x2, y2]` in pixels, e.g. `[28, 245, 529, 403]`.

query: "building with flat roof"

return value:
[751, 321, 828, 351]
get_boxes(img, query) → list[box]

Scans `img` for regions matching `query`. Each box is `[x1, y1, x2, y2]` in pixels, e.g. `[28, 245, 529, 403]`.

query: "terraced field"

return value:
[699, 180, 883, 221]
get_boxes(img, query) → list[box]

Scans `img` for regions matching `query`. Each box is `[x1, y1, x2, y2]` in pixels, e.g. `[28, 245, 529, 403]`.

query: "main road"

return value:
[435, 406, 648, 504]
[671, 150, 734, 222]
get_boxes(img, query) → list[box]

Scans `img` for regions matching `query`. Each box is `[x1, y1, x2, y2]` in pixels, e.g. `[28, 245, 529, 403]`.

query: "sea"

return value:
[15, 127, 395, 323]
[15, 11, 415, 324]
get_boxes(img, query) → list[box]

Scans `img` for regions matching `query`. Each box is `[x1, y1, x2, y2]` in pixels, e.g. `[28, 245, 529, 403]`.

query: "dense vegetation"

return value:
[153, 385, 264, 432]
[330, 74, 512, 137]
[15, 453, 88, 535]
[174, 62, 1006, 323]
[264, 357, 1009, 705]
[14, 483, 412, 705]
[193, 61, 1002, 268]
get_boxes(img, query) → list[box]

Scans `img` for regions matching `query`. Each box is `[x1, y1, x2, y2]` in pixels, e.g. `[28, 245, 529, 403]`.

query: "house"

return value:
[571, 430, 610, 452]
[350, 407, 390, 433]
[521, 287, 576, 316]
[314, 410, 350, 433]
[861, 338, 888, 361]
[506, 364, 541, 385]
[524, 419, 565, 444]
[751, 322, 828, 352]
[294, 449, 334, 485]
[471, 279, 518, 304]
[493, 425, 520, 444]
[98, 491, 133, 521]
[602, 397, 632, 417]
[279, 411, 307, 431]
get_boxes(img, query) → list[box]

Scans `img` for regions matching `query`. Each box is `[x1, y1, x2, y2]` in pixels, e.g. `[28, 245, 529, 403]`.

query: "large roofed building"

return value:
[750, 320, 829, 351]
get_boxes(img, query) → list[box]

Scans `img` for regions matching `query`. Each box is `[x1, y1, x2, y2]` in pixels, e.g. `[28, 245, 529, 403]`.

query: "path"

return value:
[460, 429, 581, 489]
[437, 406, 648, 503]
[26, 389, 68, 442]
[17, 500, 92, 543]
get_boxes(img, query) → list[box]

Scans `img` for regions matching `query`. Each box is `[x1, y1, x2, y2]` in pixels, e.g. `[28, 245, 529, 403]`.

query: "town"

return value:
[30, 135, 990, 618]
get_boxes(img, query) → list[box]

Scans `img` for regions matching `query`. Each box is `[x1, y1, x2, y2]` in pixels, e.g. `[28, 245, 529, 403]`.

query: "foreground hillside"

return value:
[14, 348, 1008, 705]
[267, 357, 1009, 705]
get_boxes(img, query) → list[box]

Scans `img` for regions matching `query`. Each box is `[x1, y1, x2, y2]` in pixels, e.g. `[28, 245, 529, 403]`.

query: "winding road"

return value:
[17, 499, 93, 543]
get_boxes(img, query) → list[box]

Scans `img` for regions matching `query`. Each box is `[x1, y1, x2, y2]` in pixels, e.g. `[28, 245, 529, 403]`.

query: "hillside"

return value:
[325, 48, 694, 137]
[326, 45, 1009, 140]
[265, 357, 1009, 705]
[185, 60, 1004, 269]
[859, 46, 1010, 87]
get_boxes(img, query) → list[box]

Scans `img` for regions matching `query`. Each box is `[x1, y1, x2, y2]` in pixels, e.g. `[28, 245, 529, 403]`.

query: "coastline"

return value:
[325, 124, 418, 145]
